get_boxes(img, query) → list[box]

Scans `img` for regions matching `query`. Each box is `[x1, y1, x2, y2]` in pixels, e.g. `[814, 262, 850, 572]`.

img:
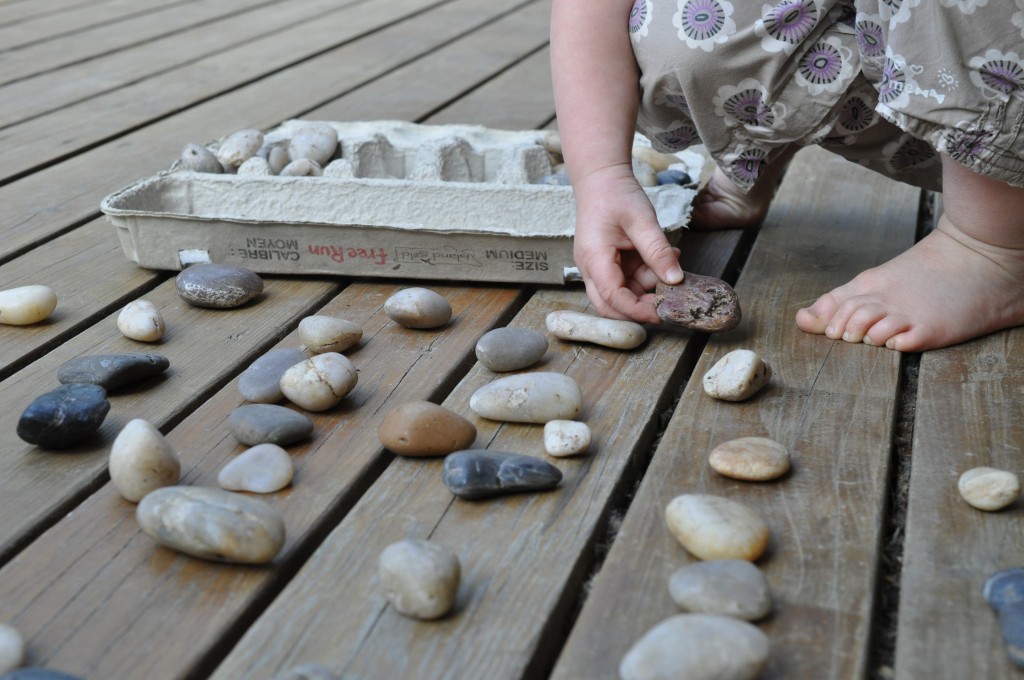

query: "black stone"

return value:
[17, 384, 110, 449]
[442, 450, 562, 499]
[0, 670, 84, 680]
[984, 566, 1024, 669]
[228, 404, 314, 446]
[57, 353, 169, 391]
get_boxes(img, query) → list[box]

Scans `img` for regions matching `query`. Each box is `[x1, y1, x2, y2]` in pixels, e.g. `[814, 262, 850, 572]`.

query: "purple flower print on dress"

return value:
[653, 123, 700, 150]
[877, 55, 906, 104]
[799, 42, 844, 85]
[629, 0, 652, 40]
[723, 89, 775, 127]
[946, 128, 994, 165]
[677, 0, 729, 42]
[837, 94, 875, 133]
[976, 58, 1024, 98]
[761, 0, 818, 45]
[855, 19, 885, 59]
[888, 136, 936, 173]
[731, 148, 767, 186]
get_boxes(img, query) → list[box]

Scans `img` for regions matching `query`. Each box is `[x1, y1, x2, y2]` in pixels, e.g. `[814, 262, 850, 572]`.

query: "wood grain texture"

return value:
[0, 0, 174, 51]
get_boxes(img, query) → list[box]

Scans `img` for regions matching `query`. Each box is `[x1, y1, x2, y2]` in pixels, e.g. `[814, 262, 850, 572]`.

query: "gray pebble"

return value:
[57, 353, 169, 391]
[175, 264, 263, 308]
[443, 450, 562, 499]
[668, 559, 772, 621]
[238, 348, 307, 402]
[475, 327, 548, 372]
[228, 404, 313, 446]
[17, 384, 110, 449]
[984, 566, 1024, 669]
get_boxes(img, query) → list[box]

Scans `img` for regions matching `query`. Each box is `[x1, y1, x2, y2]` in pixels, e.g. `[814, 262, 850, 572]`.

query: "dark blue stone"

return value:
[984, 566, 1024, 669]
[57, 353, 169, 391]
[0, 669, 83, 680]
[17, 384, 110, 449]
[443, 450, 562, 499]
[656, 169, 693, 186]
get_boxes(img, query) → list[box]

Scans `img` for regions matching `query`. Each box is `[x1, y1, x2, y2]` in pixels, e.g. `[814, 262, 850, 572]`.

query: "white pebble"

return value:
[109, 419, 181, 503]
[298, 315, 363, 354]
[470, 372, 582, 423]
[216, 129, 264, 171]
[665, 494, 769, 562]
[702, 349, 772, 402]
[385, 288, 452, 329]
[543, 420, 591, 457]
[959, 467, 1021, 511]
[0, 623, 26, 674]
[0, 285, 58, 325]
[378, 539, 460, 620]
[218, 443, 294, 493]
[280, 352, 358, 411]
[117, 299, 166, 342]
[545, 310, 646, 349]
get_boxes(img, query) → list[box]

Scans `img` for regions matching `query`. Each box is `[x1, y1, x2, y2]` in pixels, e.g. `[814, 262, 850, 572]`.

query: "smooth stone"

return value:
[116, 299, 166, 342]
[0, 671, 83, 680]
[631, 145, 680, 172]
[274, 664, 337, 680]
[298, 316, 362, 354]
[378, 539, 461, 620]
[475, 327, 548, 372]
[0, 624, 25, 674]
[0, 285, 58, 325]
[443, 450, 562, 499]
[384, 288, 452, 329]
[218, 443, 294, 493]
[665, 494, 769, 562]
[959, 467, 1021, 511]
[709, 437, 790, 481]
[57, 352, 169, 391]
[543, 420, 591, 457]
[984, 567, 1024, 669]
[378, 401, 476, 457]
[655, 275, 741, 333]
[702, 349, 772, 402]
[179, 143, 222, 173]
[668, 559, 772, 621]
[656, 168, 693, 186]
[536, 173, 571, 186]
[136, 486, 285, 564]
[619, 614, 770, 680]
[17, 384, 110, 449]
[228, 403, 313, 446]
[175, 263, 263, 309]
[279, 352, 358, 412]
[238, 348, 307, 403]
[469, 372, 582, 424]
[109, 419, 180, 503]
[215, 129, 263, 171]
[545, 310, 646, 349]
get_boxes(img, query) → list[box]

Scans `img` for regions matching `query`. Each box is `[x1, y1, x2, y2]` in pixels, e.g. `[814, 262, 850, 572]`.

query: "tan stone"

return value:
[959, 467, 1021, 511]
[665, 494, 769, 562]
[378, 401, 476, 457]
[709, 437, 790, 481]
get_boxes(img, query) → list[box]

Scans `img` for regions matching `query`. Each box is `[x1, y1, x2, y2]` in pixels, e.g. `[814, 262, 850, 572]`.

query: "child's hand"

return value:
[572, 163, 684, 323]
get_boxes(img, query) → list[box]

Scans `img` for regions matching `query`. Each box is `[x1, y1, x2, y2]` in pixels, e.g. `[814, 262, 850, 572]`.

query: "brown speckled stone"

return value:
[655, 274, 741, 332]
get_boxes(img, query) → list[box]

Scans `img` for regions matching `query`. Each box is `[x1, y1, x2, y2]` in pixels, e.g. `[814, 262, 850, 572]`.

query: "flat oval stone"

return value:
[543, 420, 591, 457]
[136, 486, 285, 564]
[175, 264, 263, 309]
[545, 310, 646, 349]
[279, 352, 358, 412]
[0, 623, 25, 675]
[619, 614, 770, 680]
[17, 384, 110, 449]
[469, 372, 582, 424]
[109, 419, 180, 503]
[57, 353, 169, 391]
[702, 349, 772, 402]
[443, 450, 562, 499]
[378, 401, 476, 457]
[228, 403, 313, 446]
[0, 285, 58, 325]
[475, 327, 548, 372]
[238, 348, 307, 403]
[668, 559, 772, 621]
[709, 437, 790, 481]
[384, 288, 452, 329]
[959, 467, 1021, 511]
[218, 443, 294, 493]
[298, 316, 362, 354]
[117, 299, 166, 342]
[655, 274, 741, 333]
[378, 539, 461, 620]
[665, 494, 769, 562]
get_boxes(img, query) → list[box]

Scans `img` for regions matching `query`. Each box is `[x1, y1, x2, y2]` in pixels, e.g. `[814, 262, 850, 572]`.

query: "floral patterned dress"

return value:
[629, 0, 1024, 192]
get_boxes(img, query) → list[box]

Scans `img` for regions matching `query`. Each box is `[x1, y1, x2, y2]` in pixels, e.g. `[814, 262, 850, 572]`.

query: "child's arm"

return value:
[550, 0, 682, 323]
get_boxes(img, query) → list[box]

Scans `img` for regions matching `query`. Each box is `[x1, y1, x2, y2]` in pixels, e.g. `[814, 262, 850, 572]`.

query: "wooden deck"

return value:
[1, 1, 1022, 678]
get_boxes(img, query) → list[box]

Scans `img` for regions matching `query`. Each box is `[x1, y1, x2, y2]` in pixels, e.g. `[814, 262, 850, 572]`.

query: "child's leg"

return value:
[796, 155, 1024, 351]
[690, 145, 798, 231]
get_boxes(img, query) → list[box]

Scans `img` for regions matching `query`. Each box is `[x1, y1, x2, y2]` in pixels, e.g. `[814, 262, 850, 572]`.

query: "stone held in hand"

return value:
[543, 420, 591, 457]
[136, 486, 286, 564]
[469, 371, 582, 423]
[0, 284, 58, 325]
[117, 299, 166, 342]
[17, 383, 110, 449]
[238, 348, 308, 403]
[57, 352, 169, 391]
[228, 403, 314, 446]
[175, 263, 264, 309]
[475, 327, 548, 372]
[378, 401, 477, 457]
[545, 310, 646, 349]
[109, 418, 181, 502]
[384, 287, 452, 329]
[655, 274, 741, 333]
[702, 349, 772, 402]
[378, 539, 461, 620]
[443, 450, 562, 499]
[279, 352, 358, 412]
[668, 559, 772, 621]
[665, 494, 770, 562]
[959, 467, 1021, 511]
[218, 443, 294, 493]
[709, 436, 790, 481]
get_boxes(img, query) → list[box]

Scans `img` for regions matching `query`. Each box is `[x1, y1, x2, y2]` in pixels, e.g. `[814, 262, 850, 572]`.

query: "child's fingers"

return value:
[628, 220, 683, 285]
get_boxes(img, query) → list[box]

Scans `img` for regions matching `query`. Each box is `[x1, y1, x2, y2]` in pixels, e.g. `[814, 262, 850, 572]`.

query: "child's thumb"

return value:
[633, 222, 683, 285]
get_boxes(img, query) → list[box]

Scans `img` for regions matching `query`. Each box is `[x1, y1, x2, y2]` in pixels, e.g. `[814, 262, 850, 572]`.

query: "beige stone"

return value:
[218, 443, 294, 493]
[379, 539, 460, 620]
[543, 420, 591, 457]
[959, 467, 1021, 511]
[109, 419, 181, 503]
[545, 310, 646, 349]
[384, 288, 452, 329]
[280, 352, 358, 411]
[298, 315, 363, 354]
[702, 349, 772, 402]
[117, 299, 166, 342]
[709, 436, 790, 481]
[0, 285, 58, 325]
[665, 494, 769, 562]
[470, 372, 582, 423]
[378, 401, 477, 457]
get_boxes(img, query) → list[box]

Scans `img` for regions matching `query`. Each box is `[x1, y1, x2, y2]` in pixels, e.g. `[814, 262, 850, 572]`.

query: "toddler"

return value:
[551, 0, 1024, 351]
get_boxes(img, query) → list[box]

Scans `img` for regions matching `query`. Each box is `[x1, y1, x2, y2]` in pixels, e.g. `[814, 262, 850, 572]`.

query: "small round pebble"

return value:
[0, 285, 58, 325]
[384, 288, 452, 329]
[298, 316, 362, 354]
[238, 348, 308, 403]
[117, 299, 166, 342]
[665, 494, 769, 562]
[279, 352, 358, 412]
[109, 419, 180, 503]
[228, 403, 314, 446]
[475, 327, 548, 372]
[378, 401, 476, 457]
[378, 539, 460, 620]
[959, 467, 1021, 511]
[175, 264, 263, 309]
[709, 437, 790, 481]
[656, 168, 692, 186]
[702, 349, 772, 402]
[17, 384, 110, 449]
[668, 559, 772, 621]
[218, 443, 294, 493]
[0, 623, 25, 674]
[543, 420, 591, 457]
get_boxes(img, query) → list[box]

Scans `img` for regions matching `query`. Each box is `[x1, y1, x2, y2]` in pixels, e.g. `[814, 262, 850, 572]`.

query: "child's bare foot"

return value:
[690, 146, 797, 230]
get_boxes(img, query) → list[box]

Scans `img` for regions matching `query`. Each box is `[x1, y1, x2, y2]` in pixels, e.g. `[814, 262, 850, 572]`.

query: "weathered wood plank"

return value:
[550, 147, 919, 679]
[0, 0, 105, 27]
[0, 0, 176, 51]
[894, 330, 1024, 679]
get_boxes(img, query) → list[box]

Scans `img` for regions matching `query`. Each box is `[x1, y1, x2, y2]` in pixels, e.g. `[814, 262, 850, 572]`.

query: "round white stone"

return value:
[218, 443, 294, 493]
[665, 494, 769, 562]
[0, 285, 58, 325]
[545, 310, 646, 349]
[280, 352, 358, 412]
[470, 372, 582, 423]
[0, 623, 26, 674]
[298, 315, 363, 354]
[109, 418, 181, 503]
[959, 467, 1021, 511]
[378, 539, 460, 620]
[668, 559, 772, 621]
[702, 349, 772, 402]
[543, 420, 591, 457]
[117, 299, 166, 342]
[384, 288, 452, 329]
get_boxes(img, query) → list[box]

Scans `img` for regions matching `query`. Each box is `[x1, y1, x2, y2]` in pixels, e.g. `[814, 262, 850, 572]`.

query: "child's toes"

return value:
[863, 315, 913, 351]
[841, 304, 887, 344]
[795, 293, 839, 334]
